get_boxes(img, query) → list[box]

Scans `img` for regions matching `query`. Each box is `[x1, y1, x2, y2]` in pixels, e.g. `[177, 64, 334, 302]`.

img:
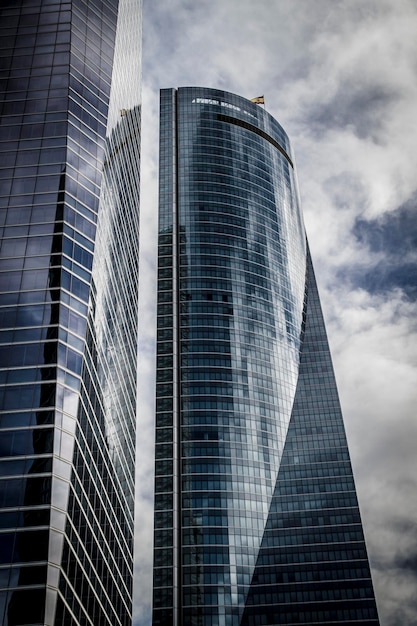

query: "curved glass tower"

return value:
[153, 88, 379, 626]
[0, 1, 141, 624]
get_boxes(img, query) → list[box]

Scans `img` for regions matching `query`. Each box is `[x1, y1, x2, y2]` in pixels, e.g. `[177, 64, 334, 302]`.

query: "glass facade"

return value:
[153, 88, 379, 626]
[0, 1, 141, 624]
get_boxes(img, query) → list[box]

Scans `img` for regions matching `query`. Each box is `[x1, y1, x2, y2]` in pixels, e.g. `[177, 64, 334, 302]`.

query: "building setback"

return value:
[153, 87, 379, 626]
[0, 1, 141, 624]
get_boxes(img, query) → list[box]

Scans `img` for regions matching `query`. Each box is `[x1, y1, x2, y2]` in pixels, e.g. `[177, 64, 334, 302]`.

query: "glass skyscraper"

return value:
[153, 87, 379, 626]
[0, 1, 141, 624]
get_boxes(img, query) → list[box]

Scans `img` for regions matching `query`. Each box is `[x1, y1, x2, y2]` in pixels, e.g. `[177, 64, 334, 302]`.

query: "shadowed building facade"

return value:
[0, 1, 141, 624]
[152, 87, 379, 626]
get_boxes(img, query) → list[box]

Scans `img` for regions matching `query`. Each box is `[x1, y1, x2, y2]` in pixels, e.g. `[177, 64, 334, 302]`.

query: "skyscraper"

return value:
[153, 87, 379, 626]
[0, 1, 141, 624]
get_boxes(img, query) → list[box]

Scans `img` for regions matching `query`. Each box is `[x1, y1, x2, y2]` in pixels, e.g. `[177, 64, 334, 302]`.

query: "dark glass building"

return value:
[0, 1, 141, 624]
[153, 87, 379, 626]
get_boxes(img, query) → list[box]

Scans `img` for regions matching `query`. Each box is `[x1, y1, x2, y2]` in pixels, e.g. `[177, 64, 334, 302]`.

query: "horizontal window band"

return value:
[217, 114, 294, 169]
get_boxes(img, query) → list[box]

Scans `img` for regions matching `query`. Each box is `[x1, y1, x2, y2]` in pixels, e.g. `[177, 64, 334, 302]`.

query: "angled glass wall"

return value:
[152, 87, 379, 626]
[0, 1, 141, 624]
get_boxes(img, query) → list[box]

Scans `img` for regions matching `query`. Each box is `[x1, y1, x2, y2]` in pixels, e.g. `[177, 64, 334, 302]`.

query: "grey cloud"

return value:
[306, 84, 397, 141]
[353, 194, 417, 255]
[372, 549, 417, 626]
[324, 172, 368, 212]
[397, 552, 417, 575]
[336, 194, 417, 299]
[348, 261, 417, 299]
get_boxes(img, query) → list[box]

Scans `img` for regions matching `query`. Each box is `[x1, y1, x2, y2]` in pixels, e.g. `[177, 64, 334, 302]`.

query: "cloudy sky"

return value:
[134, 1, 417, 624]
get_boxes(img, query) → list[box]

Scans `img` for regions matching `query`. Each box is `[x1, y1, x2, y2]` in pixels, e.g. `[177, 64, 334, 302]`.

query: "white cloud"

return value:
[326, 288, 417, 625]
